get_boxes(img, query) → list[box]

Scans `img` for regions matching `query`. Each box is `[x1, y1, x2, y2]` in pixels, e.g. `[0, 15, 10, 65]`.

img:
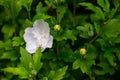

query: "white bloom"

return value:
[23, 20, 53, 54]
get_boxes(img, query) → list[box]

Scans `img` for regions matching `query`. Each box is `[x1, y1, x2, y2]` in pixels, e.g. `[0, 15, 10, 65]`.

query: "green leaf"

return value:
[1, 24, 15, 39]
[4, 40, 13, 50]
[73, 58, 95, 76]
[116, 48, 120, 61]
[97, 0, 110, 12]
[57, 6, 67, 22]
[94, 62, 115, 75]
[44, 0, 56, 8]
[79, 2, 105, 20]
[43, 52, 56, 60]
[77, 23, 94, 38]
[64, 30, 76, 44]
[20, 0, 33, 11]
[36, 2, 47, 14]
[58, 44, 74, 62]
[48, 66, 68, 80]
[33, 48, 43, 72]
[110, 0, 120, 18]
[2, 67, 29, 79]
[0, 41, 4, 48]
[20, 47, 32, 70]
[102, 19, 120, 38]
[94, 22, 101, 33]
[0, 51, 19, 61]
[10, 0, 22, 19]
[96, 38, 106, 49]
[42, 77, 48, 80]
[0, 0, 22, 19]
[12, 37, 24, 46]
[104, 51, 115, 66]
[22, 19, 33, 28]
[73, 59, 81, 69]
[33, 13, 51, 21]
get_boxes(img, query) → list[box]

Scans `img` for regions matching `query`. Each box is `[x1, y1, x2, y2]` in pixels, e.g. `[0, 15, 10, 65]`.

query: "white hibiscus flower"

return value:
[23, 20, 53, 54]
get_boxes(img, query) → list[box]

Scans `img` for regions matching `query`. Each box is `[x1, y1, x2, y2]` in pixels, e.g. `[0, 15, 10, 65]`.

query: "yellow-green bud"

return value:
[54, 25, 61, 31]
[31, 70, 37, 76]
[80, 48, 86, 55]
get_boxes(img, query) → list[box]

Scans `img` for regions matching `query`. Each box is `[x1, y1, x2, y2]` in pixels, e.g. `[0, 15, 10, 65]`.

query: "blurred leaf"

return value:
[80, 2, 105, 20]
[73, 58, 95, 76]
[0, 51, 19, 61]
[58, 6, 67, 22]
[43, 52, 56, 60]
[108, 0, 119, 18]
[85, 45, 97, 60]
[42, 77, 48, 80]
[1, 24, 15, 39]
[36, 2, 47, 14]
[33, 48, 43, 72]
[73, 59, 81, 69]
[12, 37, 24, 46]
[20, 47, 32, 70]
[104, 51, 115, 66]
[20, 0, 33, 11]
[10, 0, 22, 19]
[116, 48, 120, 61]
[0, 41, 4, 48]
[94, 21, 101, 33]
[2, 67, 29, 79]
[96, 38, 106, 50]
[44, 0, 56, 8]
[0, 0, 10, 7]
[77, 23, 94, 38]
[48, 66, 68, 80]
[94, 62, 115, 75]
[4, 40, 13, 50]
[0, 0, 22, 19]
[33, 13, 51, 21]
[103, 19, 120, 38]
[0, 12, 5, 26]
[22, 19, 33, 28]
[112, 36, 120, 43]
[97, 0, 110, 12]
[58, 44, 74, 62]
[64, 30, 76, 44]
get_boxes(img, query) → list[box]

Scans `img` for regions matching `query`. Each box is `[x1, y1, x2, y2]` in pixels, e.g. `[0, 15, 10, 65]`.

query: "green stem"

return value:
[28, 10, 31, 20]
[33, 77, 36, 80]
[87, 20, 109, 49]
[56, 0, 60, 23]
[73, 0, 76, 27]
[56, 0, 60, 56]
[56, 42, 59, 56]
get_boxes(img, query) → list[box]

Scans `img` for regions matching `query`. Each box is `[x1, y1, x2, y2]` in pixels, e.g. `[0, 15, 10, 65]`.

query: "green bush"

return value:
[0, 0, 120, 80]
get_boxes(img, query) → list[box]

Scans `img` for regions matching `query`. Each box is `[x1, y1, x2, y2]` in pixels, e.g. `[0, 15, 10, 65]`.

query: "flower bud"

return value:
[54, 25, 61, 31]
[80, 48, 86, 55]
[31, 70, 37, 76]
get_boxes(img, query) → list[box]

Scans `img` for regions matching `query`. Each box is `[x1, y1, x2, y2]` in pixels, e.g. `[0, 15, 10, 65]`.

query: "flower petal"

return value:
[23, 27, 39, 53]
[26, 41, 39, 54]
[46, 35, 53, 48]
[33, 20, 50, 35]
[23, 28, 34, 42]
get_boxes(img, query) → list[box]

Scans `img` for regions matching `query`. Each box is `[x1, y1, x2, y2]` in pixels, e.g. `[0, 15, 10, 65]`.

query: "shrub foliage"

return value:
[0, 0, 120, 80]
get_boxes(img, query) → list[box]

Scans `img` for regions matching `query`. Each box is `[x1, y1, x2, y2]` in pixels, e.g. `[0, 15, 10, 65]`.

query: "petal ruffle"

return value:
[33, 20, 50, 35]
[26, 41, 39, 54]
[23, 28, 34, 42]
[46, 35, 53, 48]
